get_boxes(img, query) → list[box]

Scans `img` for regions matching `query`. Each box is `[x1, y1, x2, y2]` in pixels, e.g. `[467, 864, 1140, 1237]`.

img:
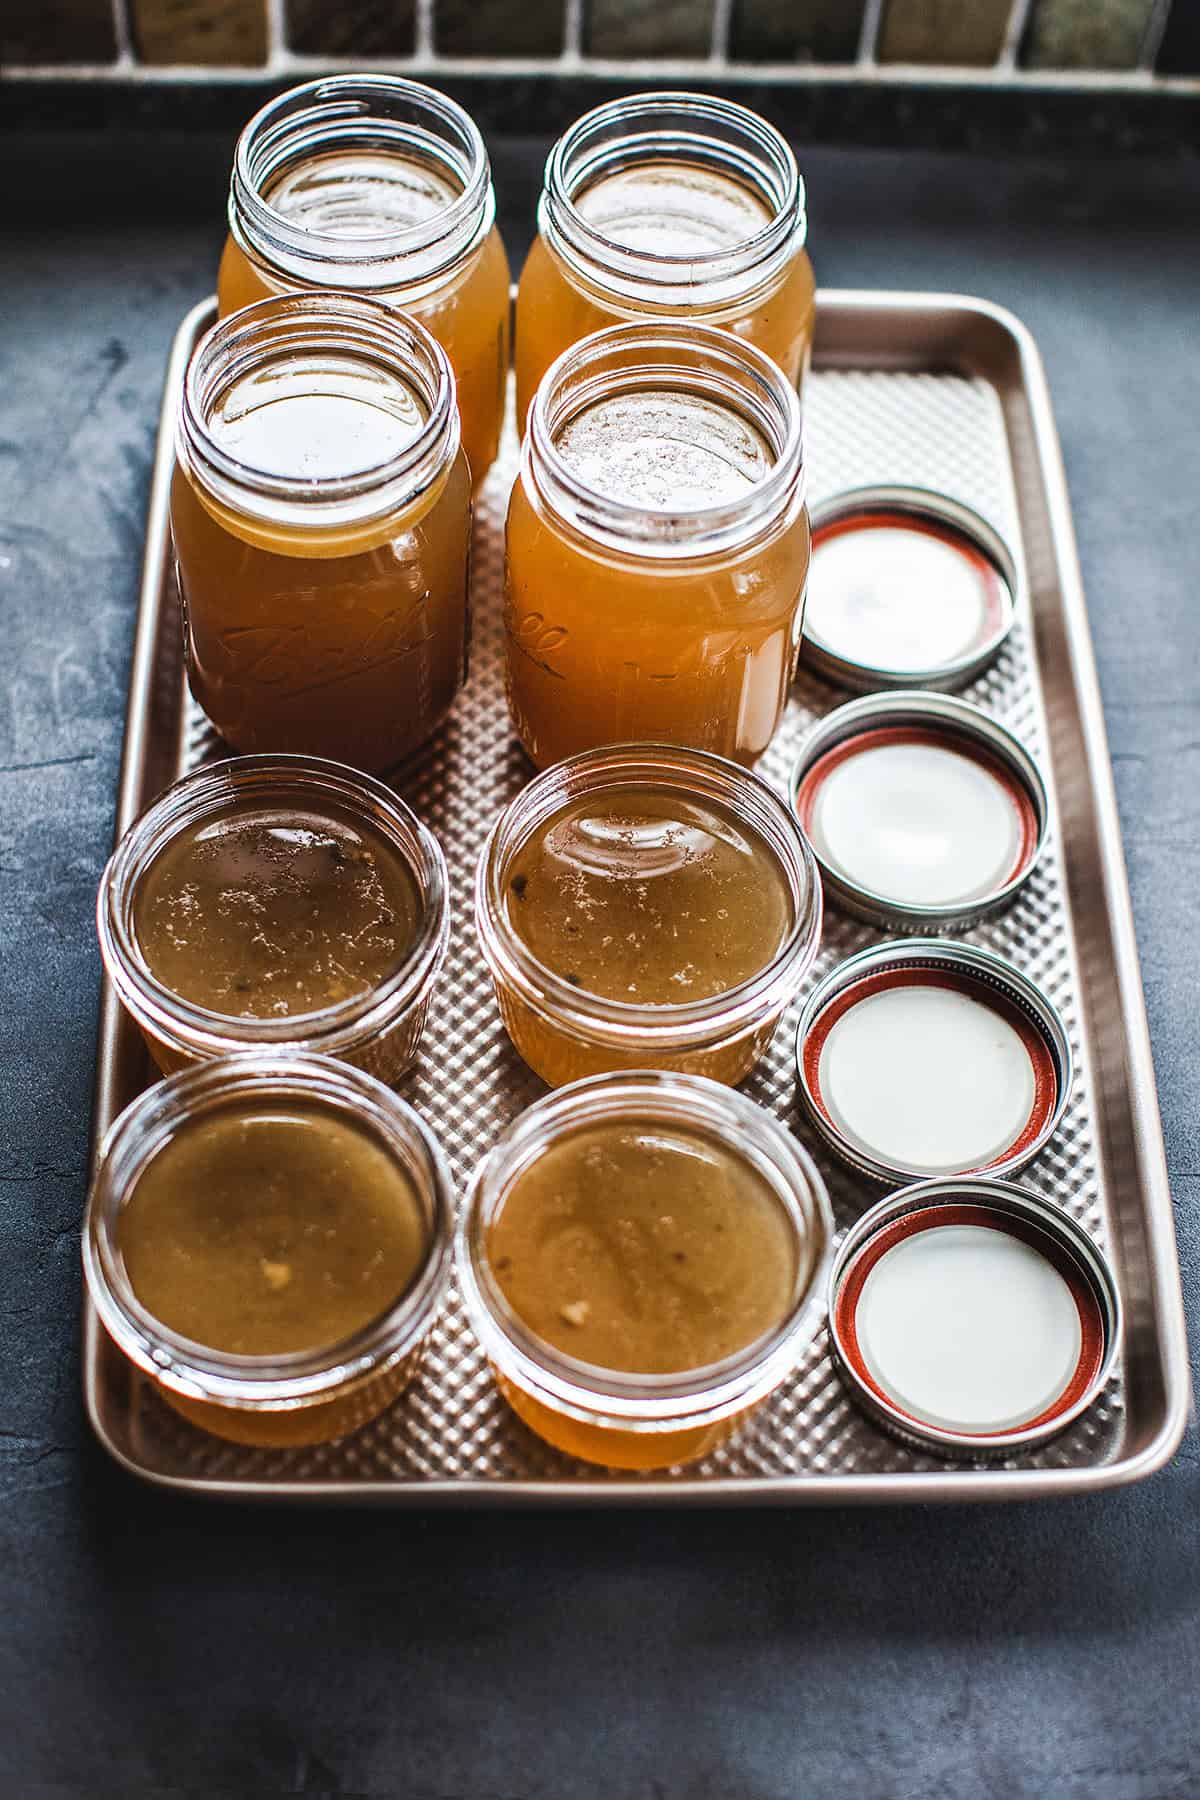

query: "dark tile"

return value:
[879, 0, 1011, 65]
[586, 0, 714, 59]
[436, 0, 564, 56]
[732, 0, 864, 62]
[285, 0, 415, 56]
[130, 0, 268, 65]
[2, 0, 116, 63]
[1157, 0, 1200, 73]
[1022, 0, 1155, 69]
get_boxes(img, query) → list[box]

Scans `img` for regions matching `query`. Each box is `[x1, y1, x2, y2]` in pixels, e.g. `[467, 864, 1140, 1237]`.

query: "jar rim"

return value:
[522, 320, 806, 560]
[456, 1070, 834, 1427]
[229, 74, 495, 293]
[97, 754, 450, 1064]
[83, 1051, 455, 1409]
[474, 743, 823, 1051]
[541, 90, 806, 308]
[177, 293, 460, 533]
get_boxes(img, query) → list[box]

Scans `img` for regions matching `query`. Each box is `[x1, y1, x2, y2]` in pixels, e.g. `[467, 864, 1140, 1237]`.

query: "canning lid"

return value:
[791, 691, 1048, 930]
[801, 486, 1018, 692]
[795, 939, 1071, 1183]
[828, 1178, 1120, 1457]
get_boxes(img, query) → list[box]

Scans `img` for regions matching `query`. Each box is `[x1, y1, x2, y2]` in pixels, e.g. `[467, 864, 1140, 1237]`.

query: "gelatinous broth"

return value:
[503, 785, 792, 1005]
[133, 798, 422, 1020]
[488, 1118, 798, 1374]
[119, 1100, 428, 1356]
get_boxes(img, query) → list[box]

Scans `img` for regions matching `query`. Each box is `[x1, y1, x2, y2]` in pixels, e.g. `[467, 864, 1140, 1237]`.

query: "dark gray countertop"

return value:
[2, 129, 1199, 1798]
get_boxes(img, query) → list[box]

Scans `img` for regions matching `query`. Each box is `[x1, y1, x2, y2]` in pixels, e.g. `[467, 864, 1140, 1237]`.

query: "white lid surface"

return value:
[808, 738, 1025, 907]
[807, 523, 996, 672]
[855, 1223, 1083, 1433]
[818, 984, 1037, 1174]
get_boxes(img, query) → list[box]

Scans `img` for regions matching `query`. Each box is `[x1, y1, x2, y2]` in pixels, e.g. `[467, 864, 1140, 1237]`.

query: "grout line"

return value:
[1139, 0, 1175, 71]
[857, 0, 885, 65]
[109, 0, 135, 67]
[562, 0, 585, 62]
[415, 0, 436, 60]
[4, 58, 1198, 90]
[710, 0, 735, 64]
[264, 0, 286, 66]
[998, 0, 1035, 70]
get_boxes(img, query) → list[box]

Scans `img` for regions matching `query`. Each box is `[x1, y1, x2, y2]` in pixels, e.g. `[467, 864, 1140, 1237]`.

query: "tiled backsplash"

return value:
[2, 0, 1193, 72]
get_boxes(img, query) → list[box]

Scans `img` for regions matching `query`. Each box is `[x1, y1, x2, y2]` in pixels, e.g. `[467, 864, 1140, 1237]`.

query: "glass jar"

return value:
[97, 755, 449, 1081]
[172, 293, 471, 773]
[475, 744, 822, 1087]
[218, 75, 511, 485]
[457, 1070, 833, 1470]
[514, 91, 814, 427]
[84, 1052, 454, 1449]
[505, 321, 809, 768]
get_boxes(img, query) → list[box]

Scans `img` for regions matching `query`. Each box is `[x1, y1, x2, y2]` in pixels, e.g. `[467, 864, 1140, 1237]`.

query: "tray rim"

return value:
[84, 287, 1191, 1506]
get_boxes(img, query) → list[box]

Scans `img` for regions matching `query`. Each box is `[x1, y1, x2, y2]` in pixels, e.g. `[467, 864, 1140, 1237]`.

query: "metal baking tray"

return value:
[86, 290, 1190, 1504]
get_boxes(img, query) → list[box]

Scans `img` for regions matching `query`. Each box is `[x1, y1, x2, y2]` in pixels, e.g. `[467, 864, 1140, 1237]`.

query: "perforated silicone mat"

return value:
[98, 315, 1140, 1497]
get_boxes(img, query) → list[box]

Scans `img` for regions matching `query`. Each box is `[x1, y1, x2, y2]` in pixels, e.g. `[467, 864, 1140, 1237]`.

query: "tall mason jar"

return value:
[219, 76, 511, 486]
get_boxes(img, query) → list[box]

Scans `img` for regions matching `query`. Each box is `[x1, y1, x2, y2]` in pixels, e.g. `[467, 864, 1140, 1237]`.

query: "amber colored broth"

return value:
[133, 799, 422, 1021]
[504, 785, 792, 1006]
[487, 1119, 797, 1375]
[120, 1102, 428, 1357]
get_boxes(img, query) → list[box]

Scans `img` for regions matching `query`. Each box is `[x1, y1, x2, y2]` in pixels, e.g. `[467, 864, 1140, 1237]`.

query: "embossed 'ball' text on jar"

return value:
[171, 294, 471, 773]
[514, 91, 815, 427]
[218, 76, 511, 484]
[504, 321, 810, 769]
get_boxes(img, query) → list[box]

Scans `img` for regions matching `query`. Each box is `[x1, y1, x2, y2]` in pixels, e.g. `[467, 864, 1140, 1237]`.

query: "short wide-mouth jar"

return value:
[98, 754, 449, 1081]
[515, 90, 814, 423]
[84, 1052, 454, 1448]
[457, 1070, 834, 1470]
[475, 744, 822, 1087]
[173, 292, 471, 773]
[506, 321, 810, 770]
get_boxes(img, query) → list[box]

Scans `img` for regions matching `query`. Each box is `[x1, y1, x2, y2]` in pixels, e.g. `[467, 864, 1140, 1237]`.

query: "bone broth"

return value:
[133, 798, 421, 1022]
[503, 786, 791, 1006]
[487, 1119, 798, 1376]
[119, 1100, 428, 1359]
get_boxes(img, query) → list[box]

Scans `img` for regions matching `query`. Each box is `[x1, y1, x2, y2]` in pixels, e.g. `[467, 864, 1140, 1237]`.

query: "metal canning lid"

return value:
[791, 691, 1048, 930]
[801, 485, 1018, 692]
[828, 1177, 1120, 1457]
[795, 939, 1072, 1183]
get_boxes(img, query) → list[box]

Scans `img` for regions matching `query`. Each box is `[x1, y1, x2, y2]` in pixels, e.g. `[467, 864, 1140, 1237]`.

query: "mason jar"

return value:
[97, 755, 449, 1081]
[475, 744, 822, 1087]
[457, 1070, 833, 1470]
[219, 75, 511, 485]
[172, 293, 471, 773]
[505, 320, 809, 768]
[84, 1052, 454, 1449]
[515, 91, 814, 426]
